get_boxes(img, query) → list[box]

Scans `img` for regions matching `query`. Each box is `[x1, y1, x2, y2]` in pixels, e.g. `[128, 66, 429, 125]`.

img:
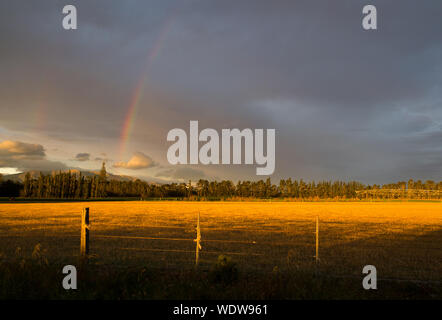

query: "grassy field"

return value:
[0, 201, 441, 299]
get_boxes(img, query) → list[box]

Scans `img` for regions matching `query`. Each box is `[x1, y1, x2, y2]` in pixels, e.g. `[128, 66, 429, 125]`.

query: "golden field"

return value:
[0, 201, 441, 282]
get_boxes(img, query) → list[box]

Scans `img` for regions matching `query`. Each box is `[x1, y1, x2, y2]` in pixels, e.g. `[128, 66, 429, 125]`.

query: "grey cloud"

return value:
[0, 141, 45, 160]
[0, 140, 66, 172]
[74, 153, 90, 161]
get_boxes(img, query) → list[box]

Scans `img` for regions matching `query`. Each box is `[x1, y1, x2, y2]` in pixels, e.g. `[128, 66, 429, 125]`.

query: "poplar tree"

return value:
[23, 172, 31, 197]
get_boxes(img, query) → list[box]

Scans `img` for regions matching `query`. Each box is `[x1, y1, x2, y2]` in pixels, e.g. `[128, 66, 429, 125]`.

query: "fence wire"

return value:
[2, 209, 441, 284]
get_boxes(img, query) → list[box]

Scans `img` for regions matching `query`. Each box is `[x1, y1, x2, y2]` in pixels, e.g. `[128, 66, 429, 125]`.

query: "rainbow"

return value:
[118, 18, 175, 157]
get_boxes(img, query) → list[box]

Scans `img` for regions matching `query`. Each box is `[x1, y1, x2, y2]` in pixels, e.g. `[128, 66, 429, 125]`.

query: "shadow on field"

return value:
[0, 230, 441, 300]
[313, 225, 442, 299]
[0, 218, 441, 300]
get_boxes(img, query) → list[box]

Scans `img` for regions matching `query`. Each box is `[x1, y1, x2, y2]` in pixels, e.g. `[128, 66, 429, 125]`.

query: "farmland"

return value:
[0, 201, 441, 299]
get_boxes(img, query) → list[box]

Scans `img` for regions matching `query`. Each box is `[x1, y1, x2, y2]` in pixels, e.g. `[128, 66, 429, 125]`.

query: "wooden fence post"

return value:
[315, 215, 319, 265]
[81, 207, 90, 260]
[195, 211, 201, 266]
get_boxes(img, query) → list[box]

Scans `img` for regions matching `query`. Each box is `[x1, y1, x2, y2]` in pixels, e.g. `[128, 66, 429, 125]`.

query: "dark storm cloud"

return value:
[154, 0, 442, 107]
[0, 0, 441, 183]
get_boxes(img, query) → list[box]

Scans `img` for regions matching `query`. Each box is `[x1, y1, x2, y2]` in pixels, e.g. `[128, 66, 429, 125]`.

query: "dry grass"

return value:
[0, 201, 441, 281]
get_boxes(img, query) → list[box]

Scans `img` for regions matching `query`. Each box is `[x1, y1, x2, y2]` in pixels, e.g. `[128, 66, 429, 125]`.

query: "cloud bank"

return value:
[0, 140, 66, 172]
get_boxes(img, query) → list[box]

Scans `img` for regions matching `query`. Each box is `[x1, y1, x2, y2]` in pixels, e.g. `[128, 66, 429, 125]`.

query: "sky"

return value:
[0, 0, 441, 184]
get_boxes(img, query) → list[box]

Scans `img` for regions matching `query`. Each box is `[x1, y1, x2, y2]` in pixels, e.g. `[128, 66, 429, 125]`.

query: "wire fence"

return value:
[2, 206, 440, 285]
[70, 207, 442, 284]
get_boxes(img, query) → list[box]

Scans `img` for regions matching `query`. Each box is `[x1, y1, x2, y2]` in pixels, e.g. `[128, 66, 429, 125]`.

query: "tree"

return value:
[37, 172, 45, 198]
[424, 180, 435, 190]
[100, 162, 107, 182]
[188, 180, 192, 198]
[98, 162, 107, 197]
[407, 179, 414, 190]
[23, 172, 31, 197]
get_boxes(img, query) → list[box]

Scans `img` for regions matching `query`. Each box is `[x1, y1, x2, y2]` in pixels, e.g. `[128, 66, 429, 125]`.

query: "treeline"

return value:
[1, 167, 442, 200]
[197, 179, 365, 199]
[22, 171, 107, 199]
